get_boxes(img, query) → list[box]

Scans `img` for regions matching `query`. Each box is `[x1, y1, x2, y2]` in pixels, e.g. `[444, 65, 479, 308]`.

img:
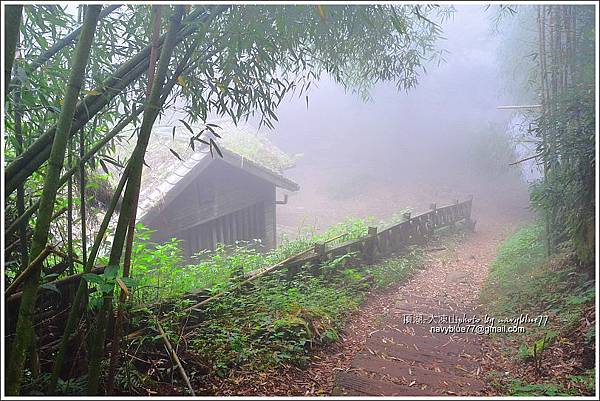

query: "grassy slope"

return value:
[480, 223, 595, 396]
[185, 248, 425, 377]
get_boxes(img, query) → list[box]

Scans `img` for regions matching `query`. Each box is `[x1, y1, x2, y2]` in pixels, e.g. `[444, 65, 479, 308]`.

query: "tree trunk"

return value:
[3, 5, 22, 99]
[86, 6, 185, 395]
[105, 5, 163, 394]
[5, 5, 102, 396]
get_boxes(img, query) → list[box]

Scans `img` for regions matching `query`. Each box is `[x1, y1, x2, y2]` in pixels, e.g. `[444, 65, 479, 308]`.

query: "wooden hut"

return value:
[131, 122, 299, 257]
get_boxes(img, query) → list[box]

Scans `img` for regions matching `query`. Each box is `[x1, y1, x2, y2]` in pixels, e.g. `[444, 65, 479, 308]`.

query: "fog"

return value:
[228, 5, 531, 238]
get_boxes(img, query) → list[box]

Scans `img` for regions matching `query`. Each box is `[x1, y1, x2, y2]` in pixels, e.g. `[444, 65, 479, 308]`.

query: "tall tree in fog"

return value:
[496, 5, 595, 263]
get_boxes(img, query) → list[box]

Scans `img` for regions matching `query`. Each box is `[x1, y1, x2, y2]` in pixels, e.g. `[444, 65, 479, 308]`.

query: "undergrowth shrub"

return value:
[481, 222, 595, 396]
[126, 216, 378, 305]
[182, 248, 425, 376]
[187, 271, 362, 375]
[116, 212, 428, 380]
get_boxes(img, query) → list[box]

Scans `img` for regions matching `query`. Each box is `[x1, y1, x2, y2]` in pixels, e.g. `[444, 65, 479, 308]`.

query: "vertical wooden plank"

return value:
[217, 216, 224, 245]
[238, 209, 244, 241]
[364, 227, 378, 263]
[245, 206, 252, 240]
[240, 208, 247, 240]
[313, 243, 326, 276]
[231, 210, 239, 243]
[195, 225, 206, 250]
[263, 188, 276, 249]
[211, 220, 217, 250]
[198, 224, 204, 252]
[192, 229, 198, 257]
[250, 203, 257, 240]
[185, 229, 191, 258]
[222, 214, 227, 244]
[201, 223, 206, 251]
[229, 211, 234, 241]
[258, 201, 266, 239]
[252, 203, 260, 238]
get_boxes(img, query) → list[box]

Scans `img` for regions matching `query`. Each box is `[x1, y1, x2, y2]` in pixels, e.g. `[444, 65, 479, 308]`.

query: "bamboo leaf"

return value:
[104, 265, 119, 280]
[99, 159, 109, 174]
[115, 277, 129, 298]
[169, 148, 183, 161]
[179, 119, 195, 135]
[210, 138, 223, 158]
[82, 89, 102, 96]
[83, 273, 103, 285]
[40, 282, 61, 294]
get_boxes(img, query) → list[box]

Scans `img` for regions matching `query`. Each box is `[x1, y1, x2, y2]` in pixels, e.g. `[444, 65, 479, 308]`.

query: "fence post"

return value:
[364, 227, 378, 264]
[429, 203, 437, 234]
[312, 243, 326, 275]
[449, 200, 459, 228]
[402, 212, 412, 243]
[466, 195, 476, 232]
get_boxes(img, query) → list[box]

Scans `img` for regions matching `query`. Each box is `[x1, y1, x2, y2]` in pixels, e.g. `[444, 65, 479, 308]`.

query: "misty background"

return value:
[166, 5, 535, 239]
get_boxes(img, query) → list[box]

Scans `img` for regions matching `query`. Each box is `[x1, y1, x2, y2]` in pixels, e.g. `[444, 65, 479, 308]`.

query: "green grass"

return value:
[480, 222, 595, 396]
[481, 223, 547, 316]
[366, 248, 424, 288]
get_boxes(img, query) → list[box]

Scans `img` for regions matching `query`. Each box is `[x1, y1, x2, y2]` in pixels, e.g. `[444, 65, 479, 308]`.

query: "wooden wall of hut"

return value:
[144, 159, 277, 257]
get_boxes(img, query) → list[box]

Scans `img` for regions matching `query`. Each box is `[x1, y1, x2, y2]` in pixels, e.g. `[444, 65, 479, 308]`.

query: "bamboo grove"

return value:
[530, 5, 595, 265]
[3, 4, 453, 395]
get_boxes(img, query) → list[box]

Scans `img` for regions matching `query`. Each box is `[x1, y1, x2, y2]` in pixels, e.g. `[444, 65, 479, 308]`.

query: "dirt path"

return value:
[330, 218, 522, 396]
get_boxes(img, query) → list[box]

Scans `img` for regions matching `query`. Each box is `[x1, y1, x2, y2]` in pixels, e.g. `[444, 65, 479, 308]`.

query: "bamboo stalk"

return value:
[106, 6, 163, 394]
[3, 5, 22, 99]
[79, 126, 88, 280]
[6, 7, 102, 392]
[67, 138, 74, 276]
[5, 246, 53, 298]
[13, 69, 30, 279]
[86, 7, 186, 394]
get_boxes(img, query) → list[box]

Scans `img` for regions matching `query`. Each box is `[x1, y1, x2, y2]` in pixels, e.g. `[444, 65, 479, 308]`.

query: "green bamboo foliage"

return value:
[5, 6, 103, 395]
[4, 7, 217, 195]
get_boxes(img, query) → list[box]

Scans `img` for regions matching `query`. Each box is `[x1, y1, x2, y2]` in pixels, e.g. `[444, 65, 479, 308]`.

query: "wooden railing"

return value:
[280, 197, 474, 275]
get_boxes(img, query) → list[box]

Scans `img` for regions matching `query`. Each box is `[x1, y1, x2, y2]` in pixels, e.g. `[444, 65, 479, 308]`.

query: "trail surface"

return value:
[328, 208, 530, 396]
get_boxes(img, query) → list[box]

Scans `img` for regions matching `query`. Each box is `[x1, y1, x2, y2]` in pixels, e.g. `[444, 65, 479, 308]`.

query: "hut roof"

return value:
[110, 120, 300, 224]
